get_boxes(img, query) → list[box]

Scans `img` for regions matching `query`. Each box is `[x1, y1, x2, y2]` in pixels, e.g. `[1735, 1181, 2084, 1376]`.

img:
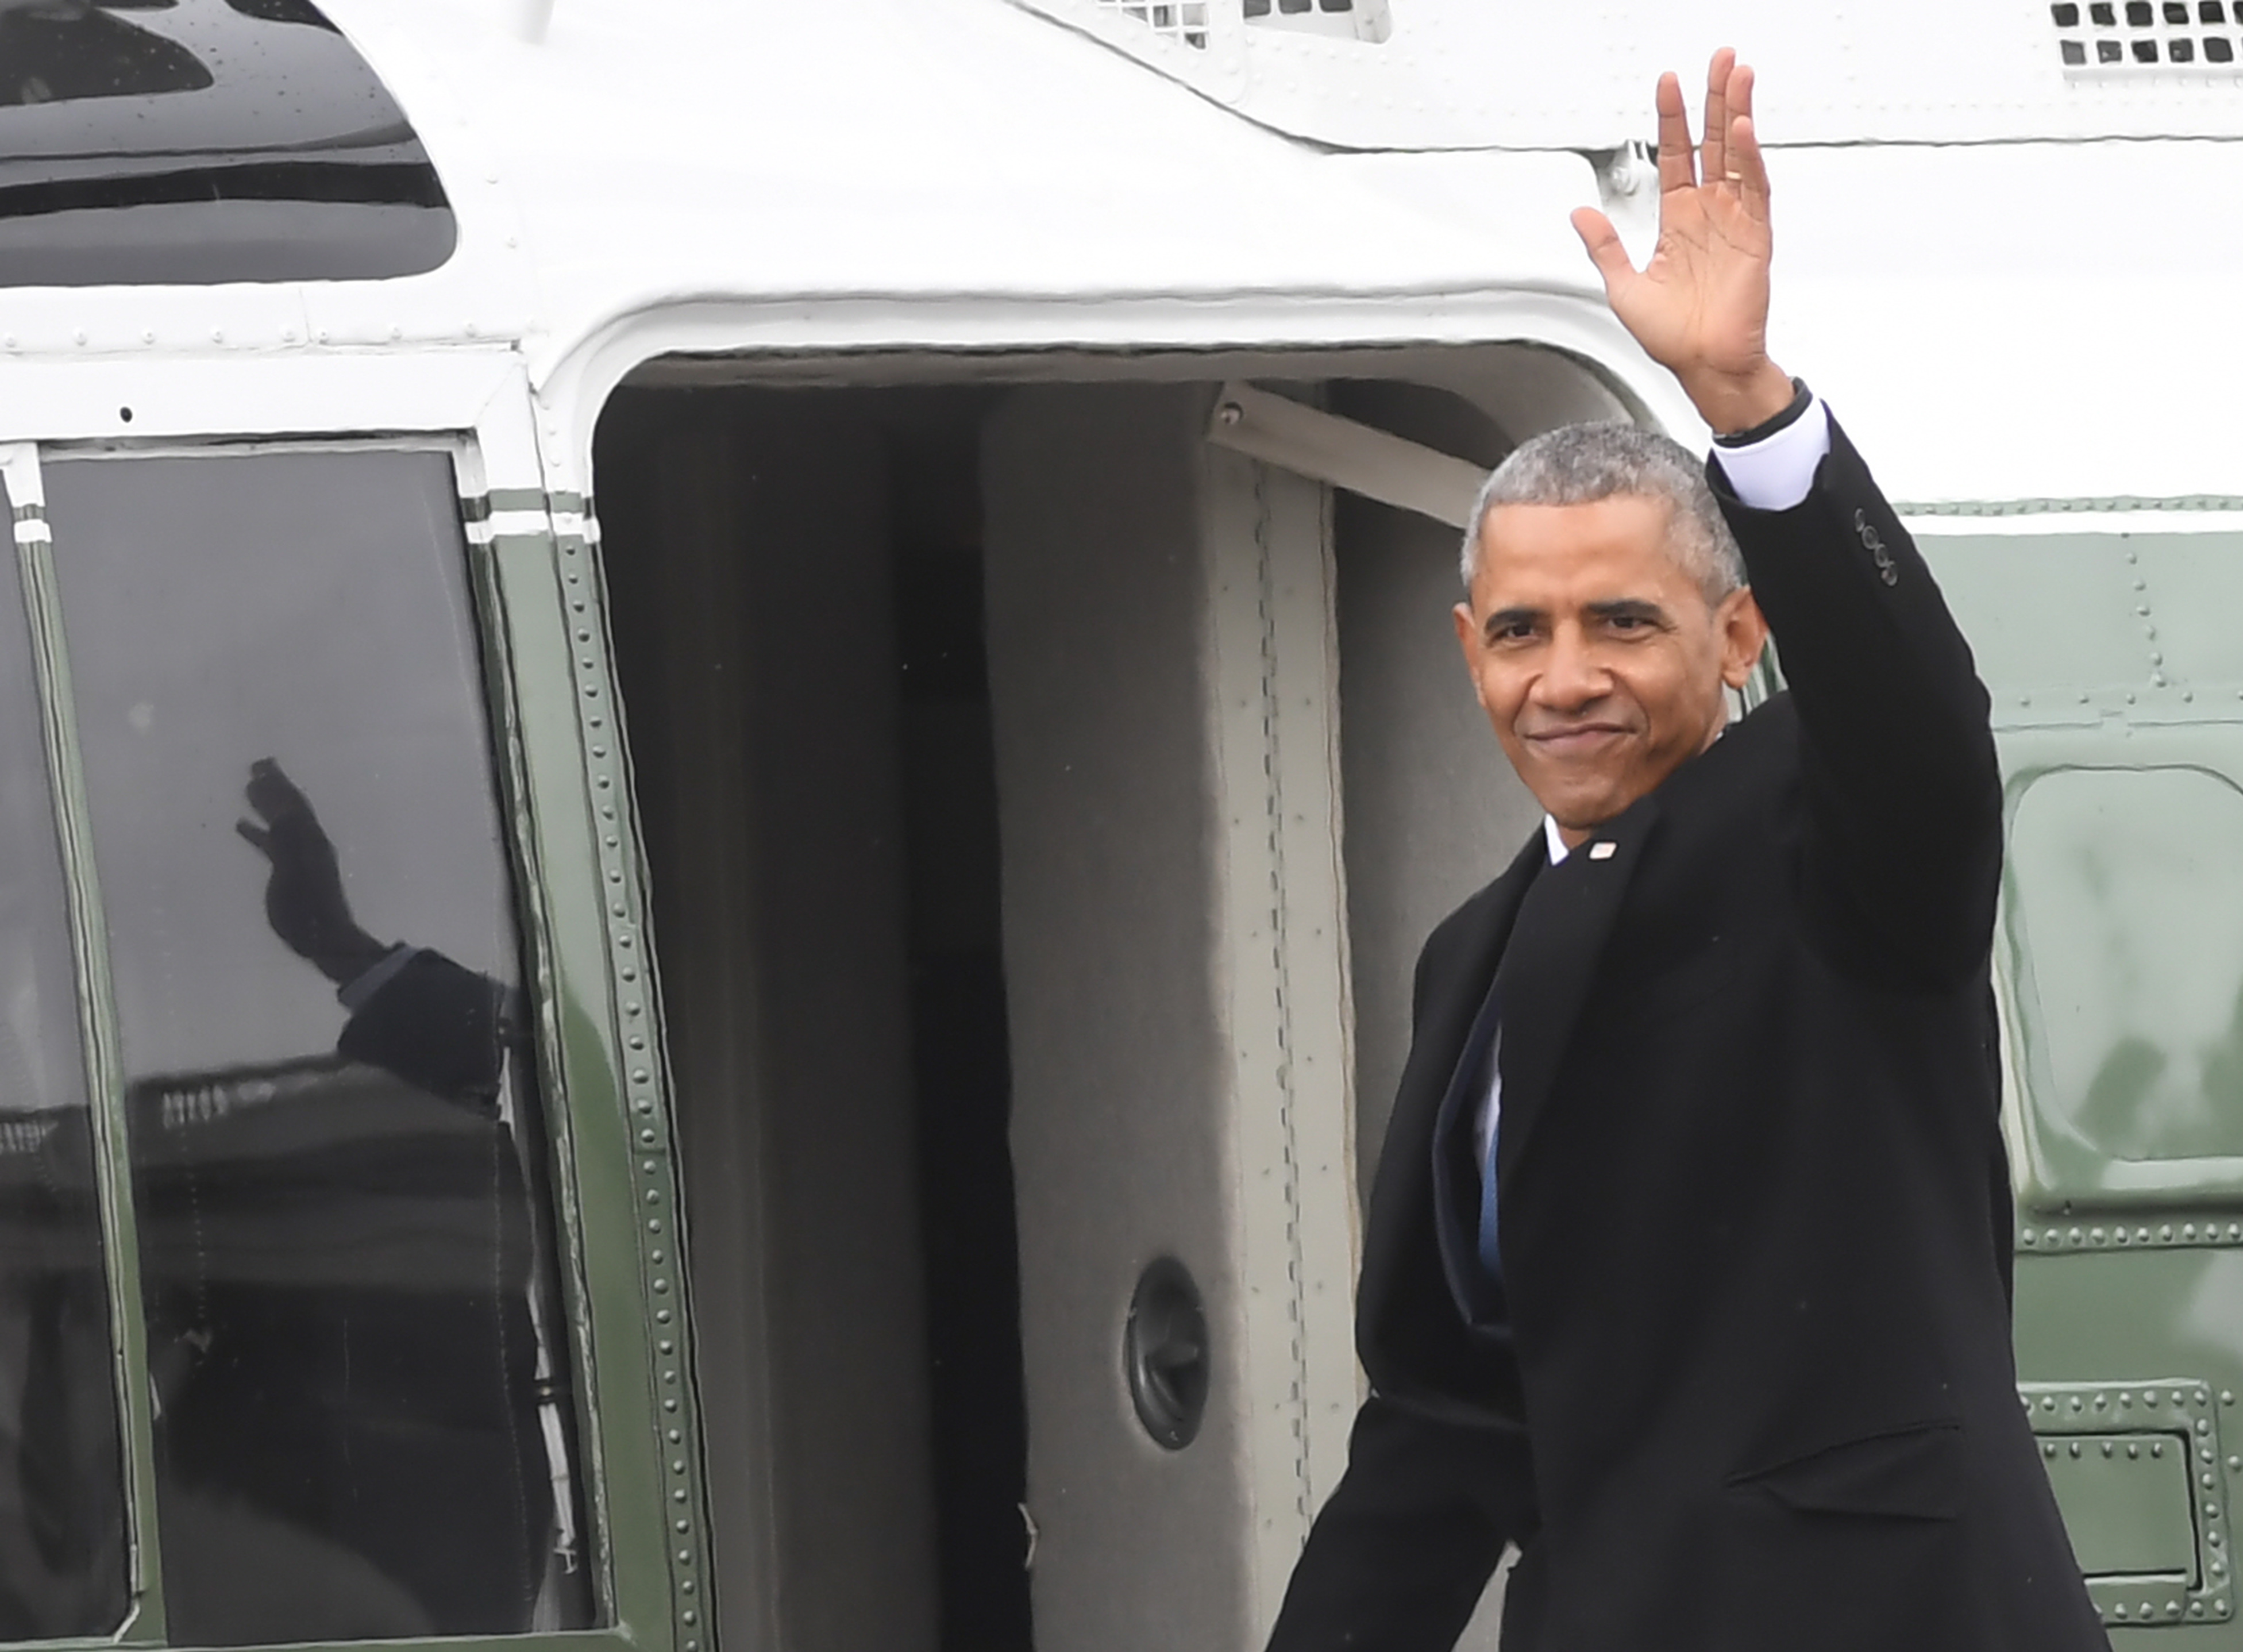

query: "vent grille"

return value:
[1096, 0, 1209, 48]
[2052, 0, 2242, 71]
[1243, 0, 1390, 40]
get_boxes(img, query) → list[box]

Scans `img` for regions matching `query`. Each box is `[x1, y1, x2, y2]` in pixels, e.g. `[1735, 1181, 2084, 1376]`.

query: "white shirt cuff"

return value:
[338, 944, 418, 1011]
[1709, 395, 1831, 513]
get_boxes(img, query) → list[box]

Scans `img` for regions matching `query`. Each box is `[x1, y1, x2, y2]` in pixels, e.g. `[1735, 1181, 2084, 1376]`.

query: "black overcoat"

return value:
[1267, 416, 2107, 1652]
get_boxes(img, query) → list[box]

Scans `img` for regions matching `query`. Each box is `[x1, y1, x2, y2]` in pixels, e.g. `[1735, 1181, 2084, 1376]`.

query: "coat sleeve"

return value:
[1264, 1397, 1533, 1652]
[336, 949, 511, 1107]
[1712, 411, 2003, 987]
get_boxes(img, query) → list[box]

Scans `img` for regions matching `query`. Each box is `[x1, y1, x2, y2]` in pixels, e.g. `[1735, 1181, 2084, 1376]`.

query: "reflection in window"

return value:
[0, 3, 213, 109]
[0, 476, 129, 1641]
[47, 452, 594, 1644]
[2008, 765, 2243, 1164]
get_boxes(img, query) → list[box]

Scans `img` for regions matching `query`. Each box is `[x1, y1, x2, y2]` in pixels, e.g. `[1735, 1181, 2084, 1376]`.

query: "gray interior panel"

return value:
[982, 383, 1256, 1652]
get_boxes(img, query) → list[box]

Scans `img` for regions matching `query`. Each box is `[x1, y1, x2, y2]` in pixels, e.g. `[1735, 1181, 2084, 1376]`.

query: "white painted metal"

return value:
[1010, 0, 2243, 148]
[1207, 382, 1486, 528]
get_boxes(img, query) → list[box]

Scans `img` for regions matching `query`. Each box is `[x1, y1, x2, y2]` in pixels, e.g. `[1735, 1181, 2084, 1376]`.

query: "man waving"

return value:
[1265, 51, 2108, 1652]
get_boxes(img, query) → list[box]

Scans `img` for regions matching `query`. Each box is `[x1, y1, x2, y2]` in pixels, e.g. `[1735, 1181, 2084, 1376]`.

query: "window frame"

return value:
[0, 386, 710, 1652]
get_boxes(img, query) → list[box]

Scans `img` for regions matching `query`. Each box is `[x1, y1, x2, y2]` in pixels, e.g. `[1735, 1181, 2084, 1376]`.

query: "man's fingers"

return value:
[1570, 207, 1637, 292]
[1653, 71, 1695, 194]
[1729, 110, 1772, 216]
[234, 818, 273, 857]
[1699, 47, 1735, 190]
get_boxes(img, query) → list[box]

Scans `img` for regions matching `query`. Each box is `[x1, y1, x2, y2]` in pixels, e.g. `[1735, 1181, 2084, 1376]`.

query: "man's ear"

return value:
[1452, 599, 1479, 669]
[1716, 586, 1770, 689]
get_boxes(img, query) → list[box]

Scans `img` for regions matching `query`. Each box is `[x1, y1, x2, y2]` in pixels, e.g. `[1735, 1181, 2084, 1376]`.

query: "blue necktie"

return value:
[1477, 1030, 1502, 1280]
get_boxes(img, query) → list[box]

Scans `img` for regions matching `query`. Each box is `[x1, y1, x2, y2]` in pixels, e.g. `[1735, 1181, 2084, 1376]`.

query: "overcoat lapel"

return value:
[1492, 795, 1662, 1190]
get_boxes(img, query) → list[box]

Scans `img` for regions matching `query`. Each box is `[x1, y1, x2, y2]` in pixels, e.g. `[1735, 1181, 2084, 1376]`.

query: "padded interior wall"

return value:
[595, 392, 940, 1652]
[981, 383, 1253, 1652]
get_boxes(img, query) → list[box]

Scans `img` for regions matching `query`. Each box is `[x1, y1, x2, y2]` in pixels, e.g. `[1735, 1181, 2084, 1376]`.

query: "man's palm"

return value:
[1571, 50, 1790, 432]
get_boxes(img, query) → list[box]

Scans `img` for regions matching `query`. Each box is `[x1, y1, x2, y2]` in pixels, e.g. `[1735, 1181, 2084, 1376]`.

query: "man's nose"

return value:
[1532, 629, 1608, 710]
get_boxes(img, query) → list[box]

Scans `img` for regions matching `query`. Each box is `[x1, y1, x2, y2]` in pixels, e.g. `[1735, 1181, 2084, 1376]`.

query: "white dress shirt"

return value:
[1471, 395, 1834, 1180]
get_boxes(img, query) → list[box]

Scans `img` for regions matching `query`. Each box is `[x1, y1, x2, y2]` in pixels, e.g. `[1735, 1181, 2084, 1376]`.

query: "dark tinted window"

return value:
[46, 452, 592, 1643]
[0, 1, 454, 287]
[0, 475, 129, 1642]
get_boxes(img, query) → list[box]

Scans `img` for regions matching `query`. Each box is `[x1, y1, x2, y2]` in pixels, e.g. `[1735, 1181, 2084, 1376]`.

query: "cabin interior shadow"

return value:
[595, 384, 1030, 1652]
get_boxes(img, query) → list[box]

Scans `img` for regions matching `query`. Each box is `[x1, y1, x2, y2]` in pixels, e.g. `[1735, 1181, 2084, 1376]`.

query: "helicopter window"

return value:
[2005, 765, 2243, 1169]
[0, 0, 454, 287]
[43, 450, 593, 1645]
[0, 472, 131, 1643]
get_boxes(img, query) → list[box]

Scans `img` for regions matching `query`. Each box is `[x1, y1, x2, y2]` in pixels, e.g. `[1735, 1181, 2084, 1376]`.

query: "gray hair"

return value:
[1458, 422, 1745, 604]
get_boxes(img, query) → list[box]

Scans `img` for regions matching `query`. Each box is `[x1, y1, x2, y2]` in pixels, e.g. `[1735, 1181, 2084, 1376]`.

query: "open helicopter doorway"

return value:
[590, 350, 1628, 1652]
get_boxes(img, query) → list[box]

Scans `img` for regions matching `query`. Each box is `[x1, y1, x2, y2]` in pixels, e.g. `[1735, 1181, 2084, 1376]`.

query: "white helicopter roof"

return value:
[3, 0, 2240, 507]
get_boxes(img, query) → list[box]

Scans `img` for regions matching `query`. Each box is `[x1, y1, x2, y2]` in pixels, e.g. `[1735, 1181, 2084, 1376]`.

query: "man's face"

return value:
[1452, 495, 1767, 845]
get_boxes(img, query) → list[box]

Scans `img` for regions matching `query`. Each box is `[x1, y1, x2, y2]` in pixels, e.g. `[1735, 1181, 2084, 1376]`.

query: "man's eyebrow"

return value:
[1585, 598, 1673, 626]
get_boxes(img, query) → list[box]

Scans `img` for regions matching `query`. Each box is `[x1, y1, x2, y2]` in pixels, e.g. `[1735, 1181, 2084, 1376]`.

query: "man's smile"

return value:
[1524, 722, 1633, 757]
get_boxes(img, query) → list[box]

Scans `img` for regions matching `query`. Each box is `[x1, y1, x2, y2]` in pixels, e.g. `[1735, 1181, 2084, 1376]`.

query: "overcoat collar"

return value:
[1394, 790, 1666, 1200]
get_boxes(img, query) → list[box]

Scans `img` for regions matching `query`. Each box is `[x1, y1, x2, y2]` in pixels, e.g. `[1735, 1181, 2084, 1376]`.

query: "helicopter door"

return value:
[980, 383, 1359, 1650]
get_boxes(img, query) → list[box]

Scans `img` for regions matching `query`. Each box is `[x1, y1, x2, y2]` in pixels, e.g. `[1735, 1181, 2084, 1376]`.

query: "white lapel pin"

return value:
[1589, 841, 1617, 861]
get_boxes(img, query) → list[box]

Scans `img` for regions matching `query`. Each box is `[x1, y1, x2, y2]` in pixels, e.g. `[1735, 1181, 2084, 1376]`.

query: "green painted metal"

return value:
[484, 506, 715, 1652]
[2040, 1432, 2198, 1581]
[1930, 523, 2243, 1642]
[11, 493, 168, 1645]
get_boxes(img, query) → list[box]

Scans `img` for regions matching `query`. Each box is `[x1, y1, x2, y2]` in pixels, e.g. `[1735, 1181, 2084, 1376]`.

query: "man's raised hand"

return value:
[1571, 49, 1795, 436]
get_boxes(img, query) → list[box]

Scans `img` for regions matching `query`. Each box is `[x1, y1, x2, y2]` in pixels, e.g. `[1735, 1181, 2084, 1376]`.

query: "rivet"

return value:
[2137, 1227, 2151, 1243]
[211, 329, 223, 344]
[2069, 1227, 2084, 1245]
[654, 1278, 670, 1293]
[682, 1609, 698, 1626]
[2130, 1443, 2142, 1458]
[2045, 1442, 2059, 1458]
[675, 1518, 689, 1532]
[2043, 1397, 2059, 1412]
[681, 1578, 696, 1595]
[2103, 1441, 2116, 1457]
[677, 1549, 692, 1563]
[2069, 1441, 2083, 1457]
[2114, 1604, 2130, 1621]
[2090, 1228, 2105, 1245]
[648, 1218, 663, 1233]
